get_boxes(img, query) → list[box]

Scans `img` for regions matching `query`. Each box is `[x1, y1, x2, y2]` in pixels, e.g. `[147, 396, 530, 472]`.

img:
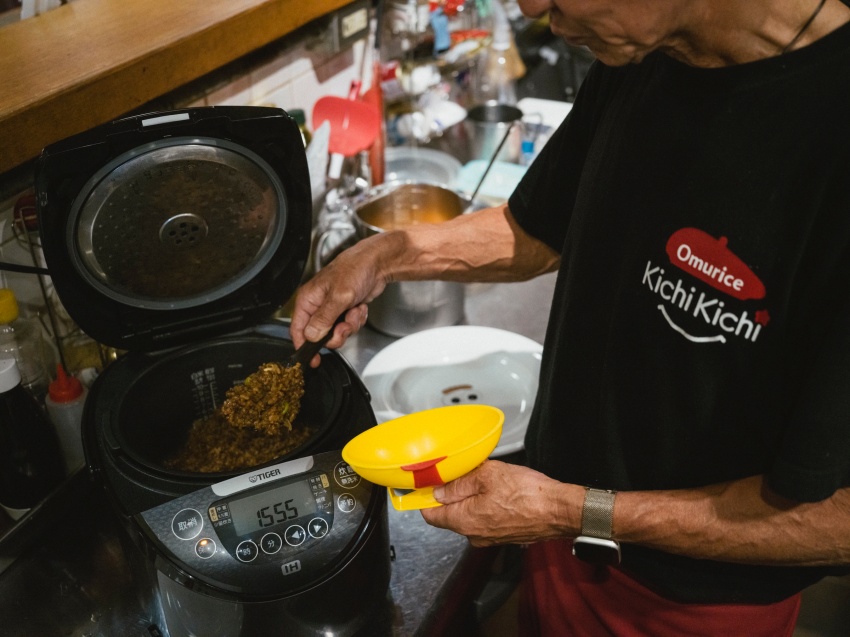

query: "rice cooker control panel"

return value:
[135, 450, 373, 595]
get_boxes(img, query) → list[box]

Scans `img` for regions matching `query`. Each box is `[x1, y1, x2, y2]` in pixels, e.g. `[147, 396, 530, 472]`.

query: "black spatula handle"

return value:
[292, 313, 347, 367]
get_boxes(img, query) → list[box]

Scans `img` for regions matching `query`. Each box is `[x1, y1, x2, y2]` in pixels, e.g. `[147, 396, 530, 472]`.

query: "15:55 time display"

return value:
[257, 499, 298, 527]
[227, 479, 318, 536]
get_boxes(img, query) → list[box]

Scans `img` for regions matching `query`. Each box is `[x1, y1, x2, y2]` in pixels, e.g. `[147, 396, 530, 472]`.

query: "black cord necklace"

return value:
[781, 0, 828, 54]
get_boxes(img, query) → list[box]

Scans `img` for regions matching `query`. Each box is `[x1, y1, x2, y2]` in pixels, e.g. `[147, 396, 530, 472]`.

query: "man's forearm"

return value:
[612, 476, 850, 566]
[376, 203, 560, 284]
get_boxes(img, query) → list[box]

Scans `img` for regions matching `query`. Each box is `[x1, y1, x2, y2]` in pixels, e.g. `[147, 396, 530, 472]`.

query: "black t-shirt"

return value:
[509, 23, 850, 603]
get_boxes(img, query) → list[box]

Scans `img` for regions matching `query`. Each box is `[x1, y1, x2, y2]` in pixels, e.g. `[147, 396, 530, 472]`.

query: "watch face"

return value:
[572, 536, 621, 566]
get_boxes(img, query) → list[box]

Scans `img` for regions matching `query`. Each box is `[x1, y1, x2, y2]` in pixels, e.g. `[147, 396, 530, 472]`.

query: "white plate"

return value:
[362, 326, 542, 457]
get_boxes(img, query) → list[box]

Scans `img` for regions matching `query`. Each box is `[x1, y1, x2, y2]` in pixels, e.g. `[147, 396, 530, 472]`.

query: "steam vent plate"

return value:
[69, 137, 286, 311]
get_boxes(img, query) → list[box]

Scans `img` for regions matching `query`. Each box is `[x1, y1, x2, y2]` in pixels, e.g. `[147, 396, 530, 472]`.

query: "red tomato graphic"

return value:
[666, 228, 766, 301]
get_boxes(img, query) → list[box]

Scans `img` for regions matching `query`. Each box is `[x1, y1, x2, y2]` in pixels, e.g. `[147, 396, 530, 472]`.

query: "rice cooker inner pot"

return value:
[110, 335, 346, 476]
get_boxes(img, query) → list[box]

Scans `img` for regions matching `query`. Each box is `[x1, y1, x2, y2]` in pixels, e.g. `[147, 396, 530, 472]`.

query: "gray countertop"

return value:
[0, 274, 556, 637]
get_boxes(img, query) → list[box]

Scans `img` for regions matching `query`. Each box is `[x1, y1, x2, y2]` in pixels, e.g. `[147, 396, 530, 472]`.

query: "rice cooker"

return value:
[34, 106, 391, 637]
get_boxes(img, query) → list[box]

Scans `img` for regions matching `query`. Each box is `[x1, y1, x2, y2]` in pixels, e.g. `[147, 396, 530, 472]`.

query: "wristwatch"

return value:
[572, 487, 621, 565]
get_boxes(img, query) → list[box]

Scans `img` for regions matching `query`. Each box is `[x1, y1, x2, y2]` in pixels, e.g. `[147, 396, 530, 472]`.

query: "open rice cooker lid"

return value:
[35, 106, 312, 352]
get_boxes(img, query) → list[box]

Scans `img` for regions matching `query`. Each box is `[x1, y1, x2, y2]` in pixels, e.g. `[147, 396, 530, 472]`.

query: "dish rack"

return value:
[3, 190, 118, 380]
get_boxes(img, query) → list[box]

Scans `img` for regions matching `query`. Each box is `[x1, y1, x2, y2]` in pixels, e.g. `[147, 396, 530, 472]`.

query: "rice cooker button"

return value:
[171, 508, 204, 540]
[235, 540, 259, 562]
[284, 525, 307, 546]
[261, 532, 283, 554]
[337, 493, 356, 513]
[307, 518, 329, 539]
[334, 461, 361, 489]
[195, 538, 216, 559]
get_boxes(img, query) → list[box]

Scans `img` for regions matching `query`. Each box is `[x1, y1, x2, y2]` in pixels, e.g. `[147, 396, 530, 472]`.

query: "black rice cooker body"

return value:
[34, 107, 391, 635]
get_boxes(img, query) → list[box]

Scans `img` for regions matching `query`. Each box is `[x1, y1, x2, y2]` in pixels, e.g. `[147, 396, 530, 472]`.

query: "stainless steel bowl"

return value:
[314, 182, 468, 337]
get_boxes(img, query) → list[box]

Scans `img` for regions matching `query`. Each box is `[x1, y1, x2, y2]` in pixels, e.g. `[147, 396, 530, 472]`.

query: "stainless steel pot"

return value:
[314, 181, 468, 337]
[464, 102, 523, 164]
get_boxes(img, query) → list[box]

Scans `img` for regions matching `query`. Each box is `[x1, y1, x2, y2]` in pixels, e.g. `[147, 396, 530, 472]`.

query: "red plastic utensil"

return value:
[362, 63, 386, 185]
[313, 81, 381, 178]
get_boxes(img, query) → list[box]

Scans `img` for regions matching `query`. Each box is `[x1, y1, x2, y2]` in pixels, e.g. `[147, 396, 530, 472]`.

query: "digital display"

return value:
[228, 480, 317, 537]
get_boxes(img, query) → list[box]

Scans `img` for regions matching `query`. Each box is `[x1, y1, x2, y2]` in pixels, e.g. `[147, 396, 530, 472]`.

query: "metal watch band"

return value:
[581, 488, 616, 539]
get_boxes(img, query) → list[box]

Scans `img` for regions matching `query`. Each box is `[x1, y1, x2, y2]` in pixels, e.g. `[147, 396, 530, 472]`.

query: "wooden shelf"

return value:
[0, 0, 353, 174]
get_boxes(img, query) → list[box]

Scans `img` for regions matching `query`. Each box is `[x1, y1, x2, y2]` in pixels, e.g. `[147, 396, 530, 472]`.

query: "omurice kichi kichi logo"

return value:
[642, 228, 769, 345]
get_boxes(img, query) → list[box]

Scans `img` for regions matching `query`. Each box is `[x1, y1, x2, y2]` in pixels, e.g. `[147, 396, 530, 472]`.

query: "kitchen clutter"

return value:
[0, 190, 109, 493]
[0, 2, 581, 633]
[0, 195, 98, 534]
[0, 0, 572, 543]
[308, 1, 562, 337]
[0, 285, 89, 491]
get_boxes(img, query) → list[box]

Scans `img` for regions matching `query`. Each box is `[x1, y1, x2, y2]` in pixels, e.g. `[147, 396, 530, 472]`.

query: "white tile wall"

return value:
[203, 26, 375, 133]
[206, 73, 255, 108]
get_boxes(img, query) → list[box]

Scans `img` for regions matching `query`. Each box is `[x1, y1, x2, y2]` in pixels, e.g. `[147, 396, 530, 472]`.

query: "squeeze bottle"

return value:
[45, 364, 87, 474]
[0, 288, 51, 400]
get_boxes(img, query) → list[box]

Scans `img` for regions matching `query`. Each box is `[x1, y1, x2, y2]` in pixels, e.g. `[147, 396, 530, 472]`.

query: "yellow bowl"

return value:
[342, 405, 504, 510]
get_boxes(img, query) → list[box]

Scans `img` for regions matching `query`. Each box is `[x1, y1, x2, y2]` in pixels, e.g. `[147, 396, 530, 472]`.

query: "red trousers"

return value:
[518, 539, 801, 637]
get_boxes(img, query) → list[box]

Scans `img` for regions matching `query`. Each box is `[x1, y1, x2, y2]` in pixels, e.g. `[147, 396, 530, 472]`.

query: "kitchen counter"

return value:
[0, 274, 556, 637]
